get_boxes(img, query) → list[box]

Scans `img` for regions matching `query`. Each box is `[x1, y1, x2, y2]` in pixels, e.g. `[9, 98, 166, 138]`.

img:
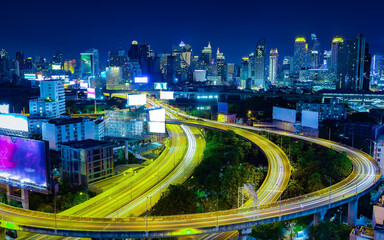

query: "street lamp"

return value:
[324, 175, 332, 208]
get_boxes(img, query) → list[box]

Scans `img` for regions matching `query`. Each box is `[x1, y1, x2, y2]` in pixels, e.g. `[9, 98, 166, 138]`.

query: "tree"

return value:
[308, 220, 352, 240]
[282, 179, 305, 199]
[308, 173, 324, 192]
[251, 222, 285, 240]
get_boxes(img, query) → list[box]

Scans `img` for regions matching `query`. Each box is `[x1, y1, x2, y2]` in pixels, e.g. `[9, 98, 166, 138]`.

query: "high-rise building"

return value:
[330, 37, 344, 71]
[254, 39, 266, 87]
[52, 51, 64, 71]
[371, 54, 384, 82]
[80, 49, 100, 79]
[0, 49, 9, 80]
[128, 41, 140, 61]
[105, 67, 123, 90]
[108, 50, 127, 68]
[180, 41, 192, 69]
[269, 49, 278, 85]
[323, 50, 332, 69]
[336, 34, 371, 91]
[309, 34, 321, 69]
[64, 60, 76, 74]
[201, 42, 212, 65]
[216, 48, 226, 82]
[293, 36, 309, 74]
[16, 51, 24, 72]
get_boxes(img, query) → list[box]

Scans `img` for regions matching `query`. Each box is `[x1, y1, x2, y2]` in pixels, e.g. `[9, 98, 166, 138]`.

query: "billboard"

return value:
[0, 104, 9, 114]
[87, 88, 96, 99]
[127, 94, 146, 106]
[24, 73, 36, 79]
[160, 91, 174, 100]
[134, 77, 148, 83]
[218, 102, 228, 114]
[52, 64, 61, 70]
[148, 122, 166, 133]
[154, 82, 167, 90]
[149, 108, 165, 122]
[0, 114, 28, 132]
[272, 107, 296, 123]
[301, 110, 319, 129]
[81, 54, 92, 75]
[0, 135, 48, 192]
[80, 82, 88, 89]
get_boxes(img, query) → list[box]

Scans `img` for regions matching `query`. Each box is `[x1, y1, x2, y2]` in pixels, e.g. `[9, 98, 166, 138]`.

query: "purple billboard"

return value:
[0, 135, 48, 192]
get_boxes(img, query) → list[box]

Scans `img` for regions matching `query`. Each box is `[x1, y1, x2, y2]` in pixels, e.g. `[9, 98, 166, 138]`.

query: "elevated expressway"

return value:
[2, 100, 380, 239]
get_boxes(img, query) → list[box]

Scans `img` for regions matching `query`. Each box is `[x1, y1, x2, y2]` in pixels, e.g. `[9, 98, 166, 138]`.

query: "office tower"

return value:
[80, 49, 100, 79]
[201, 42, 212, 65]
[293, 36, 309, 74]
[180, 41, 192, 69]
[139, 43, 150, 60]
[371, 54, 384, 81]
[330, 37, 343, 71]
[24, 57, 33, 71]
[269, 49, 278, 85]
[336, 34, 371, 91]
[282, 56, 292, 72]
[323, 50, 332, 69]
[254, 39, 266, 87]
[105, 66, 123, 90]
[64, 60, 76, 74]
[51, 51, 64, 71]
[108, 50, 127, 68]
[309, 34, 321, 69]
[128, 41, 140, 60]
[16, 51, 24, 72]
[216, 48, 226, 82]
[227, 63, 235, 80]
[0, 49, 9, 80]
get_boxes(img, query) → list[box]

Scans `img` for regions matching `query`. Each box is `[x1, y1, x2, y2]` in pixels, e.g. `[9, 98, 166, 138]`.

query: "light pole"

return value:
[146, 196, 149, 233]
[212, 191, 219, 231]
[324, 175, 332, 208]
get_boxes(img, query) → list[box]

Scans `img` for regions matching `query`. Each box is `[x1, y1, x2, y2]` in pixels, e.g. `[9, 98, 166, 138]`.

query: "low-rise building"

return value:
[42, 117, 104, 150]
[59, 139, 114, 187]
[296, 101, 347, 122]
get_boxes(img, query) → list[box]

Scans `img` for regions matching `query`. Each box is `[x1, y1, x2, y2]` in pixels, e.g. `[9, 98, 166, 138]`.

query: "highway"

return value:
[3, 99, 380, 239]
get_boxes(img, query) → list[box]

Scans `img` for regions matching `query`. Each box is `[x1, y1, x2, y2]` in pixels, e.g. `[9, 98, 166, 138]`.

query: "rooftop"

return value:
[59, 139, 113, 149]
[48, 117, 91, 125]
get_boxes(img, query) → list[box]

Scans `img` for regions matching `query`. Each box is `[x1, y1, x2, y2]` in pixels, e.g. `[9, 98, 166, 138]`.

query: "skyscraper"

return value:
[16, 51, 24, 71]
[330, 37, 344, 71]
[269, 49, 278, 85]
[336, 34, 371, 91]
[80, 49, 100, 79]
[201, 42, 212, 66]
[371, 54, 384, 81]
[254, 39, 266, 87]
[310, 34, 321, 69]
[108, 50, 127, 68]
[128, 41, 140, 61]
[293, 36, 309, 74]
[216, 48, 226, 82]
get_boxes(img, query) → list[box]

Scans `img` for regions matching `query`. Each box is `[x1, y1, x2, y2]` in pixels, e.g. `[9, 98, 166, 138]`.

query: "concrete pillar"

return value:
[238, 228, 252, 240]
[125, 140, 129, 161]
[348, 199, 359, 226]
[314, 211, 327, 226]
[6, 185, 14, 203]
[21, 189, 29, 209]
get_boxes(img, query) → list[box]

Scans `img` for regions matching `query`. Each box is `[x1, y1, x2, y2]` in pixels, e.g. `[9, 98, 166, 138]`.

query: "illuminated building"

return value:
[193, 70, 206, 82]
[293, 36, 309, 74]
[371, 54, 384, 81]
[104, 110, 148, 139]
[105, 66, 124, 90]
[330, 36, 344, 71]
[296, 100, 346, 121]
[216, 48, 226, 82]
[16, 51, 24, 76]
[254, 39, 266, 87]
[108, 50, 127, 68]
[201, 42, 212, 65]
[269, 49, 278, 85]
[80, 48, 100, 79]
[42, 117, 104, 150]
[336, 34, 371, 91]
[51, 51, 64, 71]
[64, 60, 76, 74]
[128, 40, 140, 60]
[227, 63, 235, 80]
[323, 50, 331, 69]
[0, 49, 9, 80]
[309, 34, 321, 69]
[59, 139, 113, 187]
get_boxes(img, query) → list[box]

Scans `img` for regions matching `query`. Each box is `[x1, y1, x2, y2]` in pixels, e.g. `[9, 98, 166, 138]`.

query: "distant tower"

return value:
[269, 49, 279, 85]
[216, 48, 226, 82]
[330, 36, 344, 71]
[293, 36, 308, 74]
[310, 34, 321, 69]
[128, 40, 140, 61]
[201, 42, 212, 65]
[80, 49, 100, 79]
[254, 39, 266, 87]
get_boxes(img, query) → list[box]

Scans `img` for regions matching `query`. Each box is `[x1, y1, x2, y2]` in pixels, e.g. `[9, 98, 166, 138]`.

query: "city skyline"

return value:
[1, 0, 383, 63]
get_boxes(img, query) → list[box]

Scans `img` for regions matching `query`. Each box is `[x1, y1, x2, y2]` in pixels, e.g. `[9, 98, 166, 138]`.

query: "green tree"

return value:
[307, 173, 324, 192]
[308, 220, 352, 240]
[251, 222, 285, 240]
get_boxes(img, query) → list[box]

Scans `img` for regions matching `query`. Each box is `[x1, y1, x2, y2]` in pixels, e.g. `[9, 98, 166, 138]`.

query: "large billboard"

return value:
[81, 54, 92, 76]
[134, 77, 148, 83]
[272, 107, 296, 123]
[0, 104, 9, 114]
[127, 94, 146, 106]
[0, 114, 28, 132]
[0, 135, 49, 192]
[154, 82, 167, 90]
[148, 122, 166, 133]
[301, 110, 319, 129]
[149, 108, 165, 122]
[87, 88, 96, 99]
[160, 91, 174, 100]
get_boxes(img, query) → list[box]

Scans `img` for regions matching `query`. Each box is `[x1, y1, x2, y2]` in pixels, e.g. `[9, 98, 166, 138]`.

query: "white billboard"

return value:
[80, 82, 88, 89]
[149, 122, 165, 133]
[160, 91, 174, 100]
[154, 82, 167, 90]
[0, 104, 9, 114]
[134, 77, 148, 83]
[0, 114, 28, 132]
[301, 110, 319, 129]
[127, 94, 146, 106]
[87, 88, 96, 99]
[272, 107, 296, 123]
[149, 108, 165, 122]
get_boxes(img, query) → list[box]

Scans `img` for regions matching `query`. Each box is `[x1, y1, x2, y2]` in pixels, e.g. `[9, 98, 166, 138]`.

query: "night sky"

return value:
[1, 0, 383, 64]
